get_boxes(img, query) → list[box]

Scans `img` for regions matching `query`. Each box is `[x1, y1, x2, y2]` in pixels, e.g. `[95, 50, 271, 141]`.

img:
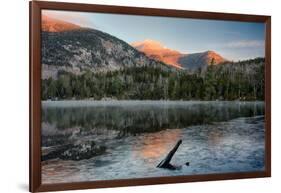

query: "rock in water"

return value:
[41, 144, 73, 161]
[59, 141, 106, 161]
[42, 141, 106, 161]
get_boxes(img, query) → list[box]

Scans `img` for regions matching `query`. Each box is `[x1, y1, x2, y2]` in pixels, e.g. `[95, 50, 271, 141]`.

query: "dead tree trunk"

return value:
[157, 139, 182, 170]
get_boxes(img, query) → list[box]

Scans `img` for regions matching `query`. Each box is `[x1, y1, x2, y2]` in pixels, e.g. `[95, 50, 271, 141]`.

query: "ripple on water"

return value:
[42, 115, 265, 184]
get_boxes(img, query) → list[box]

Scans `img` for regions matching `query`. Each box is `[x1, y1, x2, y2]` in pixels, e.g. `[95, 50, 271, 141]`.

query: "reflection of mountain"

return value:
[132, 40, 226, 70]
[133, 129, 182, 160]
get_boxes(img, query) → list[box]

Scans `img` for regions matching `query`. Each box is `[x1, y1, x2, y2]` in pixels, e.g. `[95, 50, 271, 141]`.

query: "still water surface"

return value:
[41, 101, 265, 184]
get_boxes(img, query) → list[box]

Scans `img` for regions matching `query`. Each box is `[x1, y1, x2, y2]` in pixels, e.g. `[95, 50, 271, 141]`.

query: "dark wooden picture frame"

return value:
[30, 1, 271, 192]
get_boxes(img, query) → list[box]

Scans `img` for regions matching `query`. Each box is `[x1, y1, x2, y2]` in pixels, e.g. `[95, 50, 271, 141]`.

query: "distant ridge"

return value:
[132, 40, 227, 70]
[132, 39, 183, 69]
[179, 50, 226, 70]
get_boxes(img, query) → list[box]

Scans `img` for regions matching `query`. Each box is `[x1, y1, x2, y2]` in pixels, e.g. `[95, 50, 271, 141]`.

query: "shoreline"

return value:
[42, 100, 265, 107]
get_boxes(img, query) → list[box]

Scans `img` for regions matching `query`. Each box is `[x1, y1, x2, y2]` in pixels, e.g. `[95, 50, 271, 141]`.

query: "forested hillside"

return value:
[42, 58, 264, 101]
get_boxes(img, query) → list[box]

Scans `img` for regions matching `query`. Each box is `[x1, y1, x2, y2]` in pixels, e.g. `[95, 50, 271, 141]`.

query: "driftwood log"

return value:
[157, 139, 182, 170]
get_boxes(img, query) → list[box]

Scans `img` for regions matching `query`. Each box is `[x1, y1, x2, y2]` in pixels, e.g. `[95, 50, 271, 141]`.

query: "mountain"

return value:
[41, 19, 171, 79]
[131, 40, 183, 69]
[42, 15, 81, 32]
[179, 51, 226, 71]
[42, 16, 227, 78]
[132, 40, 226, 70]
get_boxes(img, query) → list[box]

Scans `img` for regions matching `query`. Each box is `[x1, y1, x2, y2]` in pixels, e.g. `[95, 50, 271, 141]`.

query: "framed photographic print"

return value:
[30, 1, 271, 192]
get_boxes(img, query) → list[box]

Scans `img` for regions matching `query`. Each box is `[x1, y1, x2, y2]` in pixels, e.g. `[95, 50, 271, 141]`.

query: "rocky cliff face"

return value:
[42, 29, 170, 79]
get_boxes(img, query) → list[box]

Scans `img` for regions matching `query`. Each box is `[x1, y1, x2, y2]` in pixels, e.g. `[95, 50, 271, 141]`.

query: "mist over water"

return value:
[41, 101, 265, 184]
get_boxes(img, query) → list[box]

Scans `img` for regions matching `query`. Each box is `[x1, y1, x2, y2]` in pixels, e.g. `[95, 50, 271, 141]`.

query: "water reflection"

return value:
[133, 129, 182, 162]
[42, 101, 264, 146]
[41, 101, 265, 184]
[207, 130, 224, 146]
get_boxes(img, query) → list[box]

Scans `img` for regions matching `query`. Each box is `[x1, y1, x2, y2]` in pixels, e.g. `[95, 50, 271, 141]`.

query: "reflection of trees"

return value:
[42, 103, 264, 136]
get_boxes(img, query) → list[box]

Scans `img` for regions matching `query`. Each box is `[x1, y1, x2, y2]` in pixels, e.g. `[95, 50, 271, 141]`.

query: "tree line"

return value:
[41, 58, 264, 101]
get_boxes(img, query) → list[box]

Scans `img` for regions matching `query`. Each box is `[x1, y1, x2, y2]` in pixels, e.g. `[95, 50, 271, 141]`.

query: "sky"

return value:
[43, 10, 265, 61]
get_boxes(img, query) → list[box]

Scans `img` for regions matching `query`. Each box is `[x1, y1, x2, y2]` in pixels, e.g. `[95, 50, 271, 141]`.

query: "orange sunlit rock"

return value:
[132, 40, 226, 69]
[42, 15, 81, 32]
[132, 39, 183, 69]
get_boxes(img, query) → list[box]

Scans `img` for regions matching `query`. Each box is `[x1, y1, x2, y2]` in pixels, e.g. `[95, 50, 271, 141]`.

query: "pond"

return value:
[41, 101, 265, 184]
